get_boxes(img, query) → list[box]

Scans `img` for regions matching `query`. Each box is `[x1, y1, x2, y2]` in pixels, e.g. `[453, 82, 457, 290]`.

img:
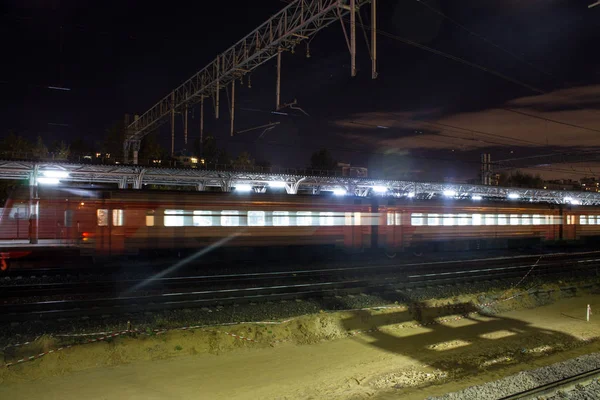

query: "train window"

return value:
[248, 211, 265, 226]
[588, 216, 596, 225]
[510, 214, 519, 225]
[146, 211, 155, 227]
[9, 205, 27, 219]
[521, 214, 530, 225]
[193, 211, 213, 226]
[355, 212, 363, 226]
[97, 209, 109, 226]
[566, 215, 574, 225]
[387, 212, 394, 226]
[472, 214, 482, 226]
[580, 216, 587, 225]
[457, 214, 469, 226]
[319, 212, 334, 226]
[498, 214, 507, 226]
[533, 215, 542, 225]
[427, 214, 440, 226]
[485, 214, 495, 225]
[112, 209, 124, 226]
[443, 214, 455, 226]
[296, 211, 312, 226]
[411, 213, 424, 226]
[395, 212, 401, 225]
[221, 210, 240, 226]
[164, 209, 184, 227]
[273, 211, 290, 226]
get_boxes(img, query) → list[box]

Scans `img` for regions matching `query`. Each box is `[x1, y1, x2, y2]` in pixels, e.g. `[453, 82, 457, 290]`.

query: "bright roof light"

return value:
[333, 188, 347, 196]
[37, 177, 60, 185]
[269, 181, 287, 188]
[42, 170, 69, 179]
[472, 195, 483, 201]
[565, 197, 581, 205]
[235, 184, 253, 192]
[508, 193, 520, 199]
[443, 189, 456, 197]
[372, 185, 387, 193]
[407, 192, 415, 198]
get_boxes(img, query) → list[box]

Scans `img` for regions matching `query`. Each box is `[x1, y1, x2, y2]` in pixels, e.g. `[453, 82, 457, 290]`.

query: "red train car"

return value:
[1, 186, 600, 268]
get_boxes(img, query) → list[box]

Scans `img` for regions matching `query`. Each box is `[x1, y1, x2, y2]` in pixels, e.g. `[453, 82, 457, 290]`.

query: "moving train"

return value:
[1, 185, 600, 267]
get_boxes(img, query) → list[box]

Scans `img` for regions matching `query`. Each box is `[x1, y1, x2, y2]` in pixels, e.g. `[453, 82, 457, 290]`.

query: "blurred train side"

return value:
[2, 186, 600, 261]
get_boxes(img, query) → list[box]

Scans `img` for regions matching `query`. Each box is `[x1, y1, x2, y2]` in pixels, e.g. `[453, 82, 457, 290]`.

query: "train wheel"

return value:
[385, 251, 397, 259]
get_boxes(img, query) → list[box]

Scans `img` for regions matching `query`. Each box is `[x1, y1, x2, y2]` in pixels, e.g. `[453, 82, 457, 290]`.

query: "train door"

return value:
[563, 213, 577, 241]
[95, 207, 125, 255]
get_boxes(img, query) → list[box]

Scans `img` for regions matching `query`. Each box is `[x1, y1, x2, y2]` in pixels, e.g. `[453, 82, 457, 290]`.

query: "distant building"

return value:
[337, 163, 368, 178]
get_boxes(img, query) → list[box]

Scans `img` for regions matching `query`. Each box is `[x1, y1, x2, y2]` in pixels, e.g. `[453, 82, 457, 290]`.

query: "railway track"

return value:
[0, 251, 599, 322]
[1, 251, 597, 298]
[499, 367, 600, 399]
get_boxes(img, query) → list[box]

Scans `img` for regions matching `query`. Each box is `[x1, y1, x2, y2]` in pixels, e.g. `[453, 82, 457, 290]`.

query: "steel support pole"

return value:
[184, 104, 188, 146]
[371, 0, 377, 79]
[200, 97, 204, 154]
[216, 55, 220, 119]
[133, 149, 138, 165]
[230, 80, 235, 136]
[29, 167, 39, 244]
[276, 48, 282, 110]
[350, 0, 356, 77]
[170, 92, 175, 157]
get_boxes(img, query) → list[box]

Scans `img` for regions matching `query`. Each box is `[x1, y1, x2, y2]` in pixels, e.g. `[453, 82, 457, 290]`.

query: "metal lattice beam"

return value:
[126, 0, 370, 146]
[2, 160, 600, 206]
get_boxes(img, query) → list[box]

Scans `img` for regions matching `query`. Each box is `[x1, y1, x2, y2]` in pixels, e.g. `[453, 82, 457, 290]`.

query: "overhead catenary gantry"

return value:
[124, 0, 377, 164]
[2, 160, 600, 206]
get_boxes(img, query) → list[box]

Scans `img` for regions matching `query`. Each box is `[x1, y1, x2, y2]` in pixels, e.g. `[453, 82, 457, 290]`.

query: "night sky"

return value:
[2, 0, 599, 181]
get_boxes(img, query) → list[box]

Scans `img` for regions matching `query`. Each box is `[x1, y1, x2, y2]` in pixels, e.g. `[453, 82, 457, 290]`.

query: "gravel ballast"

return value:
[429, 353, 600, 400]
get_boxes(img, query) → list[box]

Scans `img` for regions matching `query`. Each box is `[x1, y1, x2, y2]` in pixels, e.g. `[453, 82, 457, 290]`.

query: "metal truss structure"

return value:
[2, 160, 600, 205]
[124, 0, 375, 163]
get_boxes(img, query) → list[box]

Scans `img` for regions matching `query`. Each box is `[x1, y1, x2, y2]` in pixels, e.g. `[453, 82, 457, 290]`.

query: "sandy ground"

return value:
[2, 290, 600, 400]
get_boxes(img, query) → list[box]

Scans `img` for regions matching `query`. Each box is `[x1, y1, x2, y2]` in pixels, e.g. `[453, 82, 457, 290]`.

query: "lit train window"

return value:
[221, 211, 240, 226]
[580, 216, 587, 225]
[193, 211, 212, 226]
[588, 216, 596, 225]
[355, 212, 363, 226]
[146, 211, 155, 227]
[346, 212, 353, 226]
[533, 215, 542, 225]
[485, 214, 495, 225]
[498, 214, 507, 226]
[296, 211, 312, 226]
[472, 214, 482, 226]
[387, 212, 394, 226]
[544, 216, 551, 225]
[411, 213, 424, 226]
[458, 214, 469, 226]
[112, 210, 124, 226]
[164, 209, 184, 226]
[273, 211, 290, 226]
[443, 214, 455, 226]
[9, 206, 27, 220]
[395, 212, 401, 225]
[510, 214, 519, 225]
[248, 211, 265, 226]
[521, 214, 531, 225]
[427, 214, 440, 226]
[567, 215, 575, 225]
[319, 212, 334, 226]
[97, 209, 108, 226]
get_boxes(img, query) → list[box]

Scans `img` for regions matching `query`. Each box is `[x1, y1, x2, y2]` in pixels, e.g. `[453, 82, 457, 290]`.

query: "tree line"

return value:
[1, 120, 339, 171]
